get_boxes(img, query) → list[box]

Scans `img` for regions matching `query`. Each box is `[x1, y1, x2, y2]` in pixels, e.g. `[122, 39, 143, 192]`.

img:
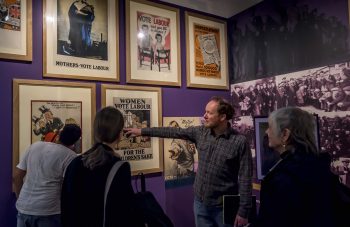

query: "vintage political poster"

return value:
[126, 0, 180, 86]
[194, 24, 221, 79]
[163, 117, 202, 187]
[31, 101, 82, 143]
[102, 84, 162, 174]
[44, 0, 118, 81]
[0, 0, 32, 61]
[114, 97, 153, 161]
[137, 11, 171, 72]
[186, 12, 228, 89]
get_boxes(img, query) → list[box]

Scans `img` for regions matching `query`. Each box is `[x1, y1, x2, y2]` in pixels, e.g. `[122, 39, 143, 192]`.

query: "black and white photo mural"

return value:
[231, 61, 350, 188]
[229, 0, 350, 83]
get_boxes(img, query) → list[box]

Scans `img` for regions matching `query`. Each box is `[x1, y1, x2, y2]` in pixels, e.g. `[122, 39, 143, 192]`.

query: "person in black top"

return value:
[61, 106, 142, 227]
[253, 107, 336, 227]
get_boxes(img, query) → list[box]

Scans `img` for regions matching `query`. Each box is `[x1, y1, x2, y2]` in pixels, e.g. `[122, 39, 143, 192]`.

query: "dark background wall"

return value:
[0, 1, 228, 227]
[228, 0, 350, 83]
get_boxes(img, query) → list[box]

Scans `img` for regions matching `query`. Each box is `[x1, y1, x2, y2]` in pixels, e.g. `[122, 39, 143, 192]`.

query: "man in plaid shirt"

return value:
[125, 96, 253, 227]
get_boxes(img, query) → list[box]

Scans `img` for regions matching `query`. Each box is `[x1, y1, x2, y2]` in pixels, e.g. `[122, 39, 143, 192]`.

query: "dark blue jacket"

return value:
[254, 150, 336, 227]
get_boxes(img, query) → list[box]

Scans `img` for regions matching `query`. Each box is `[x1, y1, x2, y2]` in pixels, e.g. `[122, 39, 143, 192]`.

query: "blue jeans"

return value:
[193, 198, 231, 227]
[17, 212, 61, 227]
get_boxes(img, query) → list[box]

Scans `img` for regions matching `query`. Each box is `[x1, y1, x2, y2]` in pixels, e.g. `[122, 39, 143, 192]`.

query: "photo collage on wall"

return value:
[231, 61, 350, 188]
[230, 0, 350, 84]
[163, 117, 203, 188]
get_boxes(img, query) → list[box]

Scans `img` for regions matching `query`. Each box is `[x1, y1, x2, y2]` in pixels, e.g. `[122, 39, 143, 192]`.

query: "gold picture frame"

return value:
[101, 84, 163, 175]
[0, 0, 32, 61]
[185, 12, 229, 90]
[126, 0, 181, 86]
[43, 0, 119, 81]
[13, 79, 96, 174]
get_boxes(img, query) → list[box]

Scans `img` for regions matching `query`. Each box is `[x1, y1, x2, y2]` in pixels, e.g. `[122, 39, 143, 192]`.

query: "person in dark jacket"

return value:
[253, 107, 336, 227]
[61, 106, 142, 227]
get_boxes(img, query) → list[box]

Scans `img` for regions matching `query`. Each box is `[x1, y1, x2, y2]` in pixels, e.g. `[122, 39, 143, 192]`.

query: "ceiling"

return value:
[160, 0, 263, 18]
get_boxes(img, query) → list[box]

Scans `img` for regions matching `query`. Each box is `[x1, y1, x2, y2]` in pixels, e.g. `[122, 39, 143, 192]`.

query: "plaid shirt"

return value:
[142, 125, 253, 218]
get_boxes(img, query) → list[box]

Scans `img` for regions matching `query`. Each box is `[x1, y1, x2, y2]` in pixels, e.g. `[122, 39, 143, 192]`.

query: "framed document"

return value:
[13, 79, 96, 173]
[43, 0, 119, 81]
[185, 12, 228, 90]
[126, 0, 181, 86]
[0, 0, 32, 61]
[101, 84, 163, 175]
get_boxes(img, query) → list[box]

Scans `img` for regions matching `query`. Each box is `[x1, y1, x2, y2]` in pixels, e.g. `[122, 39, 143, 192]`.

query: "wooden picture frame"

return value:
[185, 12, 228, 90]
[126, 0, 181, 86]
[101, 84, 163, 175]
[0, 0, 32, 61]
[13, 79, 96, 174]
[43, 0, 119, 81]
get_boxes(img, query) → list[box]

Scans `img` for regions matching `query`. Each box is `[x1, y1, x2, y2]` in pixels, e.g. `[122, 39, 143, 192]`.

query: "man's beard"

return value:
[204, 121, 218, 129]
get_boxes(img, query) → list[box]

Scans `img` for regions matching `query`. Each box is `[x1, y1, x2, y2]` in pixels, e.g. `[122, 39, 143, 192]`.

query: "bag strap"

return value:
[103, 161, 126, 227]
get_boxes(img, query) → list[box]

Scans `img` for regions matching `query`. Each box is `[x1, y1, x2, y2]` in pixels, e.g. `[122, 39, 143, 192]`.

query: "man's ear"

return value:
[220, 114, 227, 122]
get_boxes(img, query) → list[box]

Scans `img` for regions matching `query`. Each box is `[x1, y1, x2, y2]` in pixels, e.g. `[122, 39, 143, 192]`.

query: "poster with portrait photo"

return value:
[0, 0, 32, 61]
[44, 0, 118, 81]
[126, 0, 180, 86]
[163, 117, 201, 188]
[137, 11, 171, 72]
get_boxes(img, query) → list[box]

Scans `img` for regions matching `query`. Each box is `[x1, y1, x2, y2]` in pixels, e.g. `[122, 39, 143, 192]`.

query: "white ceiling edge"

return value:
[160, 0, 263, 18]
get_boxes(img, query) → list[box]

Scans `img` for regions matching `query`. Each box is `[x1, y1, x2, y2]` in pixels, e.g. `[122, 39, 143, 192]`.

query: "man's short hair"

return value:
[59, 124, 82, 146]
[209, 96, 234, 120]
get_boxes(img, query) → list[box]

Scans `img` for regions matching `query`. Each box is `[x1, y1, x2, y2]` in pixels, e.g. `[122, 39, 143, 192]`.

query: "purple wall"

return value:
[0, 0, 228, 226]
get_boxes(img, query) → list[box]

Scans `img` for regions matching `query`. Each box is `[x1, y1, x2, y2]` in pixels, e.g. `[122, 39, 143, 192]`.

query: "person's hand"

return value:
[234, 215, 248, 227]
[123, 128, 141, 137]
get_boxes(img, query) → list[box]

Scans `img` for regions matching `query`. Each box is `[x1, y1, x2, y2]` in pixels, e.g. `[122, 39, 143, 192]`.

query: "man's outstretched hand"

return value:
[123, 128, 142, 137]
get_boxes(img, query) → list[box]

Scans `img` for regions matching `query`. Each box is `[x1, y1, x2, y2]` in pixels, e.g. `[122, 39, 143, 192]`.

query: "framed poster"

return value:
[43, 0, 119, 81]
[13, 79, 96, 173]
[126, 0, 180, 86]
[101, 84, 163, 174]
[0, 0, 32, 61]
[185, 12, 228, 90]
[163, 117, 202, 187]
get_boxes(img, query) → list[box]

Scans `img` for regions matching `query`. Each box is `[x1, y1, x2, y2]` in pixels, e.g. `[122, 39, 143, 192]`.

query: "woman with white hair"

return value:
[253, 107, 336, 227]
